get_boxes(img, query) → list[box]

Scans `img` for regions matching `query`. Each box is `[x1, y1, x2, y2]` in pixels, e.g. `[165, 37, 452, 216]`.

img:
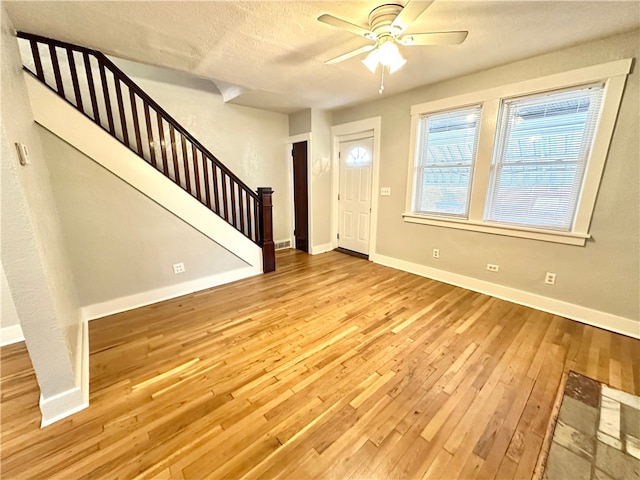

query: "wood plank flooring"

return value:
[1, 249, 639, 479]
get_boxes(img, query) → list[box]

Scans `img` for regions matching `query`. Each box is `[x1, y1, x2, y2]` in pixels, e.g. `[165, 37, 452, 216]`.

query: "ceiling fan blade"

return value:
[324, 44, 375, 65]
[391, 0, 435, 33]
[398, 31, 469, 46]
[318, 14, 375, 39]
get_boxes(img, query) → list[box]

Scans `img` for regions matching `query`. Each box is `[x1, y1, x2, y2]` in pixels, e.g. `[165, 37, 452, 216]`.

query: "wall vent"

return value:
[275, 240, 291, 250]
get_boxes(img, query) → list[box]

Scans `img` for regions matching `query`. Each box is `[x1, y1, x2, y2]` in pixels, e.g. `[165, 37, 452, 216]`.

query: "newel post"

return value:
[258, 187, 276, 273]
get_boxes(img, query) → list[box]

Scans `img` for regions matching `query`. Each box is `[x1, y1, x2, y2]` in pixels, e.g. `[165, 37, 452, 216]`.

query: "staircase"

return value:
[18, 32, 275, 273]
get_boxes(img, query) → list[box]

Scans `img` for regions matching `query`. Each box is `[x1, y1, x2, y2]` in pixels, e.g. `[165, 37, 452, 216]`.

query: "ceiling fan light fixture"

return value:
[378, 40, 401, 66]
[363, 40, 407, 74]
[362, 49, 380, 73]
[388, 54, 407, 74]
[319, 1, 469, 93]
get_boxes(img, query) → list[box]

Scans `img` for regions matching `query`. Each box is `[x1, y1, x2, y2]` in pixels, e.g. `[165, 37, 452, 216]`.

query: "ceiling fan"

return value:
[318, 1, 468, 79]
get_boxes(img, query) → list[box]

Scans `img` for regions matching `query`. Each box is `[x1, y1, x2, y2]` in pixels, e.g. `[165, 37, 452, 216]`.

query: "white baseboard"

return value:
[40, 385, 88, 428]
[78, 318, 89, 407]
[0, 324, 24, 346]
[371, 253, 639, 340]
[81, 266, 261, 321]
[40, 318, 90, 427]
[311, 243, 333, 255]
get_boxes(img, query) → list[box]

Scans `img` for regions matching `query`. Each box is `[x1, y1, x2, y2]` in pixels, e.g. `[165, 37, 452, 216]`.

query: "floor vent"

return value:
[275, 240, 291, 250]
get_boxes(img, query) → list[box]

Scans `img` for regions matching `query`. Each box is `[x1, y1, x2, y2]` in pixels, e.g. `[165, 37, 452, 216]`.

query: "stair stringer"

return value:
[25, 73, 264, 272]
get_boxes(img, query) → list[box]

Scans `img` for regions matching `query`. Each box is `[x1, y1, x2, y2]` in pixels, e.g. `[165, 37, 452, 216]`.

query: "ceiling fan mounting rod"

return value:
[368, 4, 404, 39]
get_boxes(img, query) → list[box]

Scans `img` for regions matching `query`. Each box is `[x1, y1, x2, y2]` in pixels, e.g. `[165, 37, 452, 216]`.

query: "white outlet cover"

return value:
[173, 262, 185, 274]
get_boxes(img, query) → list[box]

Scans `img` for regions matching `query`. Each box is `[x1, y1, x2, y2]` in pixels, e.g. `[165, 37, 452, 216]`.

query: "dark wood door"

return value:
[292, 141, 309, 253]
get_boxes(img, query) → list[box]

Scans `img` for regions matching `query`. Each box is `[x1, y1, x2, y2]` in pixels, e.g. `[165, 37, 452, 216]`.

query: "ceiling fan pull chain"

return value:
[379, 66, 385, 94]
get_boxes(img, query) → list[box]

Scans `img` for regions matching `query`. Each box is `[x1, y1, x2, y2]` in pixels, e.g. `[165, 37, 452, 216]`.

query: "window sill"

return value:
[402, 213, 590, 246]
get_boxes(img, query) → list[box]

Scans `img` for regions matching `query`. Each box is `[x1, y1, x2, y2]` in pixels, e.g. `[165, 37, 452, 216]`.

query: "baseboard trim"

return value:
[81, 266, 261, 321]
[371, 253, 639, 340]
[0, 324, 24, 346]
[78, 318, 89, 407]
[40, 318, 90, 427]
[311, 243, 333, 255]
[39, 385, 88, 428]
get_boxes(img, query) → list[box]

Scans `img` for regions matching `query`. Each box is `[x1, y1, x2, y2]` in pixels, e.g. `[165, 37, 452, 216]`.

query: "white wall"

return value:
[0, 10, 81, 399]
[113, 59, 292, 243]
[287, 108, 333, 252]
[310, 109, 332, 247]
[0, 261, 23, 346]
[1, 262, 19, 328]
[289, 109, 311, 136]
[38, 128, 250, 307]
[331, 30, 640, 324]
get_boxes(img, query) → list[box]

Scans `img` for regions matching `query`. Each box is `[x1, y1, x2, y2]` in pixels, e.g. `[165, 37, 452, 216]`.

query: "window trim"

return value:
[404, 58, 632, 246]
[485, 83, 605, 231]
[411, 104, 483, 218]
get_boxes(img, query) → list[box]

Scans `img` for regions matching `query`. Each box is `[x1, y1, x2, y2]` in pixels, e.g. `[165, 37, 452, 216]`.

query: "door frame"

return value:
[331, 117, 382, 259]
[288, 133, 312, 252]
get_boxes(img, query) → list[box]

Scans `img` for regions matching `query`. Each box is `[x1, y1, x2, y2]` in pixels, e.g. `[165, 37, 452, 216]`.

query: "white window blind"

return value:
[486, 85, 604, 231]
[413, 106, 481, 217]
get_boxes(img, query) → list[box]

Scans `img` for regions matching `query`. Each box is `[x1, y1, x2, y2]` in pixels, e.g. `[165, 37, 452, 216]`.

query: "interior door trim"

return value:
[331, 117, 382, 260]
[292, 141, 309, 253]
[338, 136, 373, 255]
[288, 133, 312, 252]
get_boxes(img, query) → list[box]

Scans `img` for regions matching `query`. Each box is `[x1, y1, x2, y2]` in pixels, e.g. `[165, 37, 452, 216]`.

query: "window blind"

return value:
[486, 85, 604, 230]
[413, 106, 482, 217]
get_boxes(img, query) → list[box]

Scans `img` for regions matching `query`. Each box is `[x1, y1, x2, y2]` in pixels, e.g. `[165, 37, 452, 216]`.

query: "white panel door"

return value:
[339, 137, 373, 255]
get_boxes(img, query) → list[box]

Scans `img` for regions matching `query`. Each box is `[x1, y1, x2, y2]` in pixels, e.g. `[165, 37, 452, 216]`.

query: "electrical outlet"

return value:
[487, 264, 499, 272]
[545, 272, 556, 285]
[433, 248, 440, 259]
[380, 187, 391, 196]
[173, 262, 185, 274]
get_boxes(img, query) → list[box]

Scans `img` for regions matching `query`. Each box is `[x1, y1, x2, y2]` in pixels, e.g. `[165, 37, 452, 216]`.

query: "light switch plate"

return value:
[15, 143, 30, 166]
[381, 187, 391, 196]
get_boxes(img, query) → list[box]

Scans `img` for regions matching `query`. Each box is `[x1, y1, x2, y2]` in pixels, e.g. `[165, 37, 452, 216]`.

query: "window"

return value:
[403, 59, 631, 245]
[412, 106, 481, 217]
[486, 86, 604, 231]
[346, 146, 371, 165]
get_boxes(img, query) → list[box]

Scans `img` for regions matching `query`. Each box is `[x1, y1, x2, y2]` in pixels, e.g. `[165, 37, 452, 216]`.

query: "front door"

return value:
[338, 136, 373, 255]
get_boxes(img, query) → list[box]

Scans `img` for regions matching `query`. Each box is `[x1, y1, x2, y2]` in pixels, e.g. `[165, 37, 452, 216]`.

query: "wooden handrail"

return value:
[17, 31, 272, 254]
[17, 32, 258, 202]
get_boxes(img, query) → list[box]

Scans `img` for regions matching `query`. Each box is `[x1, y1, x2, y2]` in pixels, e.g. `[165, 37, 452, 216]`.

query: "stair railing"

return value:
[18, 32, 275, 272]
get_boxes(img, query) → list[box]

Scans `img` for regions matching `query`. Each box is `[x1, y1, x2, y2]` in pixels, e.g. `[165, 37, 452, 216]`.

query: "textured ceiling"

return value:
[4, 1, 640, 113]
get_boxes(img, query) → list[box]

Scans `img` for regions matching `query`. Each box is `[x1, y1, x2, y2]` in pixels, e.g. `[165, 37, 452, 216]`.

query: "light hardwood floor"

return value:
[1, 250, 639, 479]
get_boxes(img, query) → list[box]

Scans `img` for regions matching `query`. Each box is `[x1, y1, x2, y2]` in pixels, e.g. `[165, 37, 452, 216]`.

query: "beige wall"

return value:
[1, 262, 19, 329]
[310, 109, 333, 247]
[38, 128, 249, 306]
[332, 30, 639, 321]
[287, 108, 333, 250]
[114, 59, 293, 243]
[289, 108, 311, 137]
[287, 108, 333, 249]
[1, 11, 80, 397]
